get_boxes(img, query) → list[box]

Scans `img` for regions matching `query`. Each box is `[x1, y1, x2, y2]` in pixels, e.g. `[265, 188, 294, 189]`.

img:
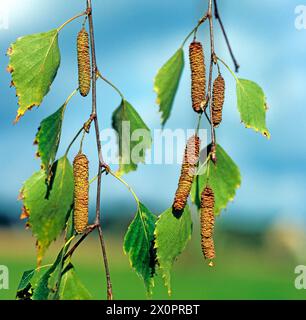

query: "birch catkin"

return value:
[189, 41, 206, 113]
[173, 135, 200, 211]
[212, 75, 225, 127]
[200, 186, 216, 263]
[77, 28, 91, 97]
[73, 153, 89, 233]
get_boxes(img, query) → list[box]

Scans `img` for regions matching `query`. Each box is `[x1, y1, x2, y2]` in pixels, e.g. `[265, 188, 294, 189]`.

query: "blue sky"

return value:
[0, 0, 306, 228]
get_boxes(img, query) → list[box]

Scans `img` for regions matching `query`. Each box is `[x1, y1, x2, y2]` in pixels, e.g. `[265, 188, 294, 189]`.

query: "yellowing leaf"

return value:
[7, 29, 61, 122]
[236, 79, 270, 138]
[154, 49, 184, 126]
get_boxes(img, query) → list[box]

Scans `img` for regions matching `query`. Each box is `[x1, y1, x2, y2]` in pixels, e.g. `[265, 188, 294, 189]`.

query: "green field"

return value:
[1, 227, 306, 300]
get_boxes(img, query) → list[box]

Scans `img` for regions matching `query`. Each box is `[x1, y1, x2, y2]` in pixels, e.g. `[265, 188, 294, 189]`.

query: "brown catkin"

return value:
[189, 41, 206, 113]
[173, 135, 200, 211]
[200, 186, 216, 262]
[73, 153, 89, 233]
[77, 28, 91, 97]
[212, 75, 225, 127]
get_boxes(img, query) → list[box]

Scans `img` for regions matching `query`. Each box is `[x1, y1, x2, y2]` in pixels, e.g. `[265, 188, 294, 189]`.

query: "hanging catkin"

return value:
[73, 153, 89, 233]
[77, 28, 91, 97]
[200, 186, 216, 263]
[212, 74, 225, 127]
[189, 41, 206, 113]
[173, 135, 200, 211]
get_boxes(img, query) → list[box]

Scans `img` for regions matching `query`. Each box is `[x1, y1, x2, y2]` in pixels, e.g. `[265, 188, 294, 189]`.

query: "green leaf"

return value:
[191, 144, 241, 215]
[112, 100, 151, 176]
[16, 270, 35, 300]
[154, 205, 192, 295]
[16, 236, 74, 300]
[17, 270, 35, 292]
[124, 203, 157, 295]
[7, 29, 61, 122]
[16, 268, 48, 300]
[33, 237, 74, 300]
[47, 258, 66, 300]
[236, 79, 270, 138]
[34, 105, 65, 174]
[16, 264, 59, 300]
[58, 264, 92, 300]
[154, 48, 184, 126]
[20, 156, 74, 262]
[32, 253, 63, 300]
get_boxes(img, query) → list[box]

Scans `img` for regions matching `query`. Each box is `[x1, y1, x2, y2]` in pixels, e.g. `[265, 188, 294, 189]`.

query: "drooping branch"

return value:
[213, 0, 240, 72]
[86, 0, 113, 301]
[206, 0, 217, 163]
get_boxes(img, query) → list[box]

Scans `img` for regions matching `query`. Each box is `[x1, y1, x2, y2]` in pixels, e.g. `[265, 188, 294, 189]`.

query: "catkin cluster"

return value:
[212, 75, 225, 127]
[173, 135, 200, 212]
[200, 186, 216, 262]
[73, 153, 89, 234]
[77, 28, 91, 97]
[189, 41, 206, 113]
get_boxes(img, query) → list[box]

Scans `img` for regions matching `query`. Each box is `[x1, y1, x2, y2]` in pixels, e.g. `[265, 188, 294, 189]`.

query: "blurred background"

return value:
[1, 0, 306, 299]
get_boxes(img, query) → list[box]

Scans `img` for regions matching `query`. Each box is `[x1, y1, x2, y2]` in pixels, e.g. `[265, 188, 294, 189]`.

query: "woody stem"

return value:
[207, 0, 217, 157]
[86, 0, 113, 300]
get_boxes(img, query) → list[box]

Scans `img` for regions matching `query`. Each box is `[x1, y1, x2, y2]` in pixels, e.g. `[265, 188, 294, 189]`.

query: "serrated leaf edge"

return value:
[123, 205, 156, 296]
[236, 79, 271, 139]
[153, 207, 193, 296]
[7, 29, 60, 122]
[153, 49, 185, 126]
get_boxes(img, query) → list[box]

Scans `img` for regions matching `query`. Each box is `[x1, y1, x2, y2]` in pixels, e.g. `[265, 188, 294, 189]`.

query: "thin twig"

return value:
[64, 114, 95, 156]
[65, 127, 84, 156]
[64, 224, 97, 260]
[86, 0, 113, 301]
[195, 114, 203, 136]
[181, 14, 208, 48]
[63, 88, 79, 112]
[97, 225, 113, 299]
[79, 130, 87, 153]
[213, 0, 239, 72]
[109, 171, 140, 206]
[97, 72, 125, 101]
[217, 56, 239, 82]
[57, 11, 87, 32]
[206, 0, 217, 163]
